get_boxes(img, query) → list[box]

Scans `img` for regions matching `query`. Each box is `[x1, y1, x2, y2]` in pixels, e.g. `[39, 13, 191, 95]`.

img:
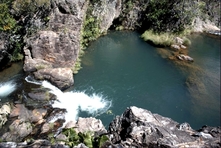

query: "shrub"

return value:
[182, 37, 191, 46]
[0, 3, 16, 31]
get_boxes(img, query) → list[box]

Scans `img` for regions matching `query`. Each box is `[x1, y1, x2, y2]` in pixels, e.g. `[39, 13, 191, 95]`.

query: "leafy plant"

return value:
[0, 3, 16, 31]
[142, 0, 195, 33]
[62, 128, 109, 148]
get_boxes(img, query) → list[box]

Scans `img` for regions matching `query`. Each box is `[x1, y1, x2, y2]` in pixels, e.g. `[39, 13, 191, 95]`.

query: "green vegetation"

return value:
[81, 14, 101, 48]
[182, 37, 191, 46]
[76, 0, 103, 74]
[141, 29, 191, 47]
[0, 3, 16, 31]
[141, 30, 174, 47]
[12, 0, 50, 17]
[61, 128, 109, 148]
[0, 0, 51, 63]
[143, 0, 195, 33]
[72, 57, 82, 74]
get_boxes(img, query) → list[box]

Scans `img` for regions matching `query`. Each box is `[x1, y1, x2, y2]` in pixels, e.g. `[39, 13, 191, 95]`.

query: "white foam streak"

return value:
[25, 75, 42, 85]
[0, 81, 16, 98]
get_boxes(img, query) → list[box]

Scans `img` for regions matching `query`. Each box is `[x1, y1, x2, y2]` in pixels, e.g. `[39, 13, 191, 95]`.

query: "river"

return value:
[0, 31, 220, 130]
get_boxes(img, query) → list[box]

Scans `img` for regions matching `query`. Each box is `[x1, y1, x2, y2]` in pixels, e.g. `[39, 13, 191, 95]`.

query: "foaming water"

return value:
[25, 75, 42, 85]
[25, 77, 111, 123]
[0, 81, 16, 98]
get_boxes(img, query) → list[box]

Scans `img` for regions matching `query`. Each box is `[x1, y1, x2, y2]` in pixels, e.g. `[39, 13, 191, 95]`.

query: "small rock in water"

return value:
[177, 54, 194, 62]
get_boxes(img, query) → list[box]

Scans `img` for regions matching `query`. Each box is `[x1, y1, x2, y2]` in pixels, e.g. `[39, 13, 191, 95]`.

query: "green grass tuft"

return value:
[141, 30, 174, 47]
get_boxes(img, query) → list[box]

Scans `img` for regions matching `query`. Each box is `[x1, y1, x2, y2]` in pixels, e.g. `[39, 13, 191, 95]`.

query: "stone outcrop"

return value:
[107, 106, 220, 147]
[91, 0, 121, 33]
[23, 0, 88, 89]
[192, 17, 221, 35]
[23, 0, 122, 89]
[34, 68, 74, 90]
[0, 106, 220, 147]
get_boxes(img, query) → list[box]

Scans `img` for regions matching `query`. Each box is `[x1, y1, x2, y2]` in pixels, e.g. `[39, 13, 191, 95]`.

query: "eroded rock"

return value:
[108, 106, 221, 147]
[65, 117, 107, 135]
[1, 120, 32, 142]
[23, 0, 88, 89]
[34, 68, 74, 90]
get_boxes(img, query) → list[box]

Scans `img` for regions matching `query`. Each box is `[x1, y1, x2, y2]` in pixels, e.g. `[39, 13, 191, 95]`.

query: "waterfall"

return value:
[25, 76, 111, 123]
[0, 81, 16, 99]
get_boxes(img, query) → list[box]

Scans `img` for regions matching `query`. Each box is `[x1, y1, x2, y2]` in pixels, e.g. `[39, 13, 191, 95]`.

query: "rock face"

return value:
[108, 106, 221, 147]
[23, 0, 122, 89]
[23, 0, 88, 89]
[0, 106, 220, 147]
[91, 0, 121, 33]
[0, 33, 11, 70]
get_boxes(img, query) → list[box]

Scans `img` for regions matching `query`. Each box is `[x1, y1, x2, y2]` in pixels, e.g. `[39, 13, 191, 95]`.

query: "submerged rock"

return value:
[177, 54, 194, 62]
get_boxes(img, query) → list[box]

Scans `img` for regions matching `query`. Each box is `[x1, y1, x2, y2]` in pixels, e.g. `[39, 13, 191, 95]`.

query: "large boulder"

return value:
[108, 106, 221, 147]
[23, 0, 88, 89]
[65, 117, 107, 134]
[34, 68, 74, 90]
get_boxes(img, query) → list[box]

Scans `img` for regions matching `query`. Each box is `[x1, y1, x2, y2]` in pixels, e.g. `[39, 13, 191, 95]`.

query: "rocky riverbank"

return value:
[0, 104, 220, 147]
[0, 0, 220, 89]
[0, 0, 220, 147]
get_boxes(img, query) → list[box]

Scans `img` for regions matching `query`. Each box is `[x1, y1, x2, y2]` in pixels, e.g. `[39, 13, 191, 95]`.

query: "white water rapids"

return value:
[25, 76, 111, 123]
[0, 81, 16, 99]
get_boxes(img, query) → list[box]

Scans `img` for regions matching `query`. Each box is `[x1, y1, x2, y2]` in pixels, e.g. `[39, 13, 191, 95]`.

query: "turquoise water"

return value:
[71, 31, 220, 129]
[0, 31, 220, 130]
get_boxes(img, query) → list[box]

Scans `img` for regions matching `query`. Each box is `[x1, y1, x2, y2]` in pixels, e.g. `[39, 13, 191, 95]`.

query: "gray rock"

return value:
[108, 106, 221, 147]
[177, 54, 194, 62]
[175, 37, 184, 45]
[1, 120, 32, 142]
[0, 103, 11, 128]
[23, 0, 88, 89]
[171, 44, 181, 50]
[10, 104, 47, 124]
[91, 0, 121, 33]
[34, 68, 74, 90]
[65, 117, 107, 135]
